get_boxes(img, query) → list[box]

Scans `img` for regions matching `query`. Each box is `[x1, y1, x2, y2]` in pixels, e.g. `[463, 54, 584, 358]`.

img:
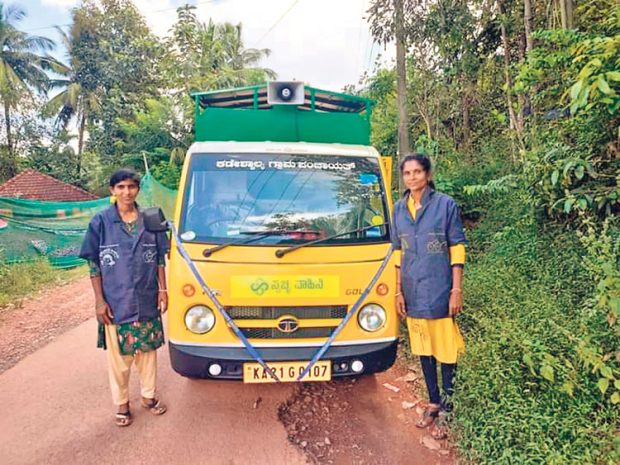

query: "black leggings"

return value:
[419, 355, 456, 411]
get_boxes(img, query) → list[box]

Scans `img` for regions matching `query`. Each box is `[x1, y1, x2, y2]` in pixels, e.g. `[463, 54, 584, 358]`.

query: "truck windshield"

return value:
[179, 153, 390, 245]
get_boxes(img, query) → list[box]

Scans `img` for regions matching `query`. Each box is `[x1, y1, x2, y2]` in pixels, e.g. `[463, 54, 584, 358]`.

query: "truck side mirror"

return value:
[143, 207, 169, 232]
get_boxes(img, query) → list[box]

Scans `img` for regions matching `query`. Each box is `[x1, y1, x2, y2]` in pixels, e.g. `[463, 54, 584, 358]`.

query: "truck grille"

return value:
[240, 327, 335, 339]
[226, 305, 347, 320]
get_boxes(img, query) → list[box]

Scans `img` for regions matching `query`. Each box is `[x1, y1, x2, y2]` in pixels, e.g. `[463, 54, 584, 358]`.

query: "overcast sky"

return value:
[20, 0, 395, 92]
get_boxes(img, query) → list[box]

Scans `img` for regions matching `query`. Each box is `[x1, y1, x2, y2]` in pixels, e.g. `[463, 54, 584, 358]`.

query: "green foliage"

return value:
[0, 2, 60, 177]
[576, 218, 620, 404]
[25, 140, 82, 187]
[514, 27, 619, 222]
[424, 134, 512, 221]
[463, 174, 518, 197]
[524, 143, 619, 219]
[454, 194, 619, 464]
[575, 1, 618, 36]
[362, 68, 398, 158]
[165, 5, 275, 94]
[151, 161, 182, 190]
[114, 97, 191, 176]
[74, 0, 164, 165]
[568, 34, 620, 115]
[356, 4, 617, 463]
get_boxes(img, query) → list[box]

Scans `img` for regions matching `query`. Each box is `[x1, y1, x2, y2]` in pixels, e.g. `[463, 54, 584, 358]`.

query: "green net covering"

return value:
[136, 173, 177, 221]
[0, 173, 177, 268]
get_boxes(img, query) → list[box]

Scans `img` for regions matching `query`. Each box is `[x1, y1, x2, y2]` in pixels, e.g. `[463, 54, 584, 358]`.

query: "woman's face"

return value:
[402, 160, 431, 192]
[110, 179, 139, 207]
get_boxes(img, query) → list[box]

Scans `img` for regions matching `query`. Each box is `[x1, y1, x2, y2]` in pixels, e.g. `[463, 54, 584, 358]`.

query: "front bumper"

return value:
[169, 339, 398, 380]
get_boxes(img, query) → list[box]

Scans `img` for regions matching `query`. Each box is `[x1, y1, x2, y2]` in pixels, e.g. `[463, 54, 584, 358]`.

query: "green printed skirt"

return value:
[97, 316, 165, 356]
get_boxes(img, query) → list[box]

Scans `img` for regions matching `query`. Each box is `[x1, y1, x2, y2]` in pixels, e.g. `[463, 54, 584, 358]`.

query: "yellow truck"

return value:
[152, 82, 399, 383]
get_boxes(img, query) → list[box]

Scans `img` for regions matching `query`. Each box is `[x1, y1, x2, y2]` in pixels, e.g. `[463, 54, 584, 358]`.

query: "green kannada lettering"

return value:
[295, 278, 324, 290]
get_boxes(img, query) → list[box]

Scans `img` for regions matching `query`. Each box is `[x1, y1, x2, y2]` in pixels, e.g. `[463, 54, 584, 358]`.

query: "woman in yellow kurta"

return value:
[391, 153, 466, 439]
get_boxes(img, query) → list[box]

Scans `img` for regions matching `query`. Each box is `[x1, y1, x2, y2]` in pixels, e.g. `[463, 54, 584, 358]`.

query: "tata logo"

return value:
[277, 316, 299, 334]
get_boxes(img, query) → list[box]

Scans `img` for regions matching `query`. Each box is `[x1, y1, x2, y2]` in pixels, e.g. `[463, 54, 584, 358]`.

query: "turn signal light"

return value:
[182, 284, 196, 297]
[376, 283, 389, 296]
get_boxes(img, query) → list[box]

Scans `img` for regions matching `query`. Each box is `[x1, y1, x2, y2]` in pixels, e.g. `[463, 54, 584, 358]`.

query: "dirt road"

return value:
[0, 278, 456, 465]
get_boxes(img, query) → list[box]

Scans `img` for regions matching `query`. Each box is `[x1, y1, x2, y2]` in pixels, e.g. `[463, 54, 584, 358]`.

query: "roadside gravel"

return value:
[0, 276, 93, 374]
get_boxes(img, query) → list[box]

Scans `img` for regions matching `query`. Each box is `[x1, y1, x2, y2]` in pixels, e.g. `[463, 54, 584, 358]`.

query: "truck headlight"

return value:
[185, 305, 215, 334]
[357, 304, 386, 332]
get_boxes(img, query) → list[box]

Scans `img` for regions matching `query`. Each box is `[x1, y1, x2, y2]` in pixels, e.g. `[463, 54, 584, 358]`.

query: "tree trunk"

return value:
[566, 0, 573, 28]
[524, 0, 534, 53]
[3, 101, 16, 179]
[461, 76, 471, 149]
[523, 0, 534, 118]
[77, 113, 86, 177]
[560, 0, 573, 29]
[416, 102, 433, 140]
[498, 1, 521, 136]
[517, 33, 527, 130]
[462, 94, 471, 149]
[394, 0, 410, 192]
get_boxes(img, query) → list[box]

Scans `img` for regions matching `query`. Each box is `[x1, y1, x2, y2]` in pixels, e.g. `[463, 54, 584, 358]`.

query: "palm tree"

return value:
[216, 22, 276, 86]
[189, 21, 276, 90]
[169, 6, 275, 93]
[44, 26, 101, 176]
[0, 3, 55, 177]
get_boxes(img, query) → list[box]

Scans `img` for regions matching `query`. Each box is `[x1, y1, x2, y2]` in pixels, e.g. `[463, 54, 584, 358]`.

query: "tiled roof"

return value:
[0, 169, 99, 201]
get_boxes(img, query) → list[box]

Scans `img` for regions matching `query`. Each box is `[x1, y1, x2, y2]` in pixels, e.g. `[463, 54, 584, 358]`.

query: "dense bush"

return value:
[516, 28, 619, 221]
[453, 193, 619, 464]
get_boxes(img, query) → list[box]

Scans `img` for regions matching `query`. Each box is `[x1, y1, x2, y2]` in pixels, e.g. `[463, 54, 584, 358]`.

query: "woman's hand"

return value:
[449, 289, 463, 316]
[396, 294, 407, 319]
[158, 290, 168, 314]
[95, 300, 113, 325]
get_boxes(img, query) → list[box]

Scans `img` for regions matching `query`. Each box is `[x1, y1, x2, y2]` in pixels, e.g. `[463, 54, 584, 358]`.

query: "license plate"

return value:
[243, 360, 331, 383]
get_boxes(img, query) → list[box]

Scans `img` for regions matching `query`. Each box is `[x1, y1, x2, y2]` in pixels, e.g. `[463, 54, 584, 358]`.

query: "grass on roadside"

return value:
[0, 260, 87, 309]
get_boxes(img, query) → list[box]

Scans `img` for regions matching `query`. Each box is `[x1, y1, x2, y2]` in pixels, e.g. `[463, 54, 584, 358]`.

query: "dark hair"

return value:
[399, 153, 435, 189]
[109, 169, 140, 188]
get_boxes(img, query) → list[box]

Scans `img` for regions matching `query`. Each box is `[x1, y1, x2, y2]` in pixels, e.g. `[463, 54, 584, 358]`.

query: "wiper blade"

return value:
[275, 223, 386, 258]
[202, 229, 305, 257]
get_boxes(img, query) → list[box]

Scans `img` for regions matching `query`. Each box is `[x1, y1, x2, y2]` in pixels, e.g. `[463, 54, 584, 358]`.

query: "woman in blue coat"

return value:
[80, 169, 169, 427]
[392, 154, 466, 439]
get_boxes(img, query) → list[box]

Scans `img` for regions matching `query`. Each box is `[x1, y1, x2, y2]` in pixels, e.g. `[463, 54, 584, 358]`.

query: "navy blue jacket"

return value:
[391, 188, 466, 319]
[79, 205, 170, 324]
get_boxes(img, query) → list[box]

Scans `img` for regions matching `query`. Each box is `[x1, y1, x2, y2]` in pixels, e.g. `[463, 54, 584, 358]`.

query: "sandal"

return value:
[141, 397, 167, 415]
[415, 403, 441, 429]
[430, 421, 448, 440]
[115, 410, 133, 427]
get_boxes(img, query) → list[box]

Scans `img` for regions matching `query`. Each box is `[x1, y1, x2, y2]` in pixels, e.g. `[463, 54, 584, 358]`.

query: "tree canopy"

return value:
[0, 0, 275, 189]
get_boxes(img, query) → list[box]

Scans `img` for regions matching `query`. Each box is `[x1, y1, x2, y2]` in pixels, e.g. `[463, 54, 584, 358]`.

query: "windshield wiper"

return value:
[275, 223, 387, 258]
[202, 229, 305, 257]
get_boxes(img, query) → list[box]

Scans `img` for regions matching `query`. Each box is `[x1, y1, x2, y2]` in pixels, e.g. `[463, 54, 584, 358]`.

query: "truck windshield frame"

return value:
[179, 152, 390, 246]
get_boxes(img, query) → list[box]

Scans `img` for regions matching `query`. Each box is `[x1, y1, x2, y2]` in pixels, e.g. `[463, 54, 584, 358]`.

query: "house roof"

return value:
[0, 169, 98, 201]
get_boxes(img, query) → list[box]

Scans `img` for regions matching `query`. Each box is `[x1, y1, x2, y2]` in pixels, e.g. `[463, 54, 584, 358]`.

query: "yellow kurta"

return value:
[406, 317, 465, 364]
[405, 194, 465, 363]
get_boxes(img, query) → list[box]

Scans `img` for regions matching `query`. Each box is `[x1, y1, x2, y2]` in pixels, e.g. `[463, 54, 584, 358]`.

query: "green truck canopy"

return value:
[192, 84, 373, 145]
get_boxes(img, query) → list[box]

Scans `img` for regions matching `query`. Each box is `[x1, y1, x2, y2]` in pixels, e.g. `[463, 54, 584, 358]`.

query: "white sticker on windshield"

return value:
[216, 160, 265, 170]
[180, 231, 196, 241]
[214, 158, 356, 171]
[269, 160, 356, 171]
